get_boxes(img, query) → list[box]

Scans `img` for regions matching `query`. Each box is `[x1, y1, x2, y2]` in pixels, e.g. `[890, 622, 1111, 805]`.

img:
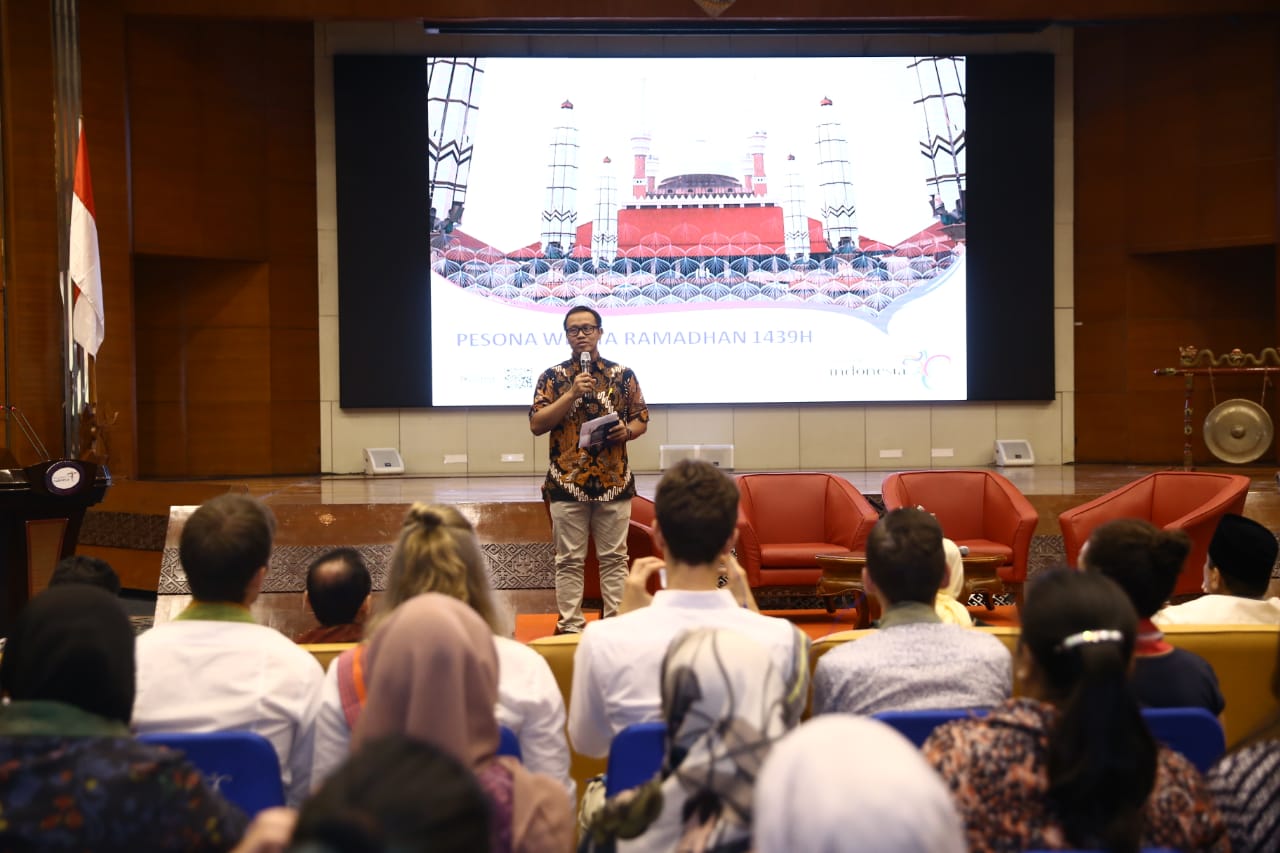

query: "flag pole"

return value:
[53, 0, 83, 458]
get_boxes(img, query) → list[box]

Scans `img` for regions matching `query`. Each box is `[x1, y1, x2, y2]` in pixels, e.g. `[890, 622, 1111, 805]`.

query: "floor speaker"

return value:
[994, 439, 1035, 467]
[363, 447, 405, 475]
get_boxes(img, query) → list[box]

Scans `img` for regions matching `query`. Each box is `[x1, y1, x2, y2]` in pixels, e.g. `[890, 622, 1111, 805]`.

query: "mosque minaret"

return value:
[782, 154, 810, 261]
[540, 99, 580, 254]
[815, 96, 859, 251]
[591, 156, 618, 264]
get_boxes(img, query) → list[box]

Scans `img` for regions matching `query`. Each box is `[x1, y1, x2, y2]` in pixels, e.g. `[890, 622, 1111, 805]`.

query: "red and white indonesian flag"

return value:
[70, 120, 104, 357]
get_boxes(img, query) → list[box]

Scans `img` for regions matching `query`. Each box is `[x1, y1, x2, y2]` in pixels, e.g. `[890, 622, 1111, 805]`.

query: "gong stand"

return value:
[1154, 347, 1280, 469]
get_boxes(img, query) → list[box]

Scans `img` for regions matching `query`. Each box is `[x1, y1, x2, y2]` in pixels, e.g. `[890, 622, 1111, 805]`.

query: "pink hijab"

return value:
[352, 594, 572, 853]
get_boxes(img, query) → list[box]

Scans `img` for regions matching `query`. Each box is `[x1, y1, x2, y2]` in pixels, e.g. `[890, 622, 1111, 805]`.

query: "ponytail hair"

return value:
[377, 503, 500, 633]
[1021, 569, 1157, 852]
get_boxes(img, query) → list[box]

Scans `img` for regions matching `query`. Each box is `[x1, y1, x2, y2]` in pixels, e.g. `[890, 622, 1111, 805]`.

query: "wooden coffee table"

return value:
[816, 551, 1009, 629]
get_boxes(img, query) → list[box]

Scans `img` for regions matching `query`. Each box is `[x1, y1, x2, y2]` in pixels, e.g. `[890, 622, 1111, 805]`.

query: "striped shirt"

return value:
[1208, 738, 1280, 853]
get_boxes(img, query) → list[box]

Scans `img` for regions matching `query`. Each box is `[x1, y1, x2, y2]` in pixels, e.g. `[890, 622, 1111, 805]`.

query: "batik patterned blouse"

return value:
[0, 701, 247, 851]
[531, 354, 648, 502]
[922, 697, 1228, 853]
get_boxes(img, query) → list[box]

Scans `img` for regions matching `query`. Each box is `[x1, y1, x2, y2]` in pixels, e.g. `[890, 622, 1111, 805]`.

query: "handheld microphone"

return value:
[579, 351, 592, 398]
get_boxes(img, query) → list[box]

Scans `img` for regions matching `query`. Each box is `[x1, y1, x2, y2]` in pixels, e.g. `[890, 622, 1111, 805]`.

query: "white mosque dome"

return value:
[654, 137, 743, 182]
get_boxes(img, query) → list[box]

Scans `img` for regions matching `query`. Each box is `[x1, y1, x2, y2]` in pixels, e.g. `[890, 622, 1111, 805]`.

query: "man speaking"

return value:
[530, 306, 649, 635]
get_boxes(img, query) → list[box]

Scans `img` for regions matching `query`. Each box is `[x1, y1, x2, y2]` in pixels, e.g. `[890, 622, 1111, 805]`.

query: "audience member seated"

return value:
[935, 538, 972, 626]
[133, 494, 326, 807]
[290, 734, 492, 853]
[296, 547, 372, 644]
[568, 460, 809, 760]
[1080, 519, 1225, 715]
[811, 509, 1010, 716]
[754, 715, 965, 853]
[313, 504, 572, 797]
[1155, 513, 1280, 625]
[49, 553, 122, 595]
[0, 586, 246, 851]
[1207, 628, 1280, 853]
[351, 594, 573, 853]
[583, 628, 808, 853]
[923, 568, 1228, 852]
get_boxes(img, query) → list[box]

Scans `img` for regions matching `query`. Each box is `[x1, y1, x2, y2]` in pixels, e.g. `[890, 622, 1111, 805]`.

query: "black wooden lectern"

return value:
[0, 460, 110, 635]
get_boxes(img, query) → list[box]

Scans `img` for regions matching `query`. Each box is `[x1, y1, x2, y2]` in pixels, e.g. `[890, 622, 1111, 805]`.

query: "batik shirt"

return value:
[922, 697, 1228, 853]
[1208, 738, 1280, 853]
[531, 355, 648, 502]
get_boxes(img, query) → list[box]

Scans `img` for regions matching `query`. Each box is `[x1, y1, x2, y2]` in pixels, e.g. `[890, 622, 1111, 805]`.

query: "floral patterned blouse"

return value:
[531, 354, 648, 502]
[922, 697, 1228, 852]
[0, 701, 247, 851]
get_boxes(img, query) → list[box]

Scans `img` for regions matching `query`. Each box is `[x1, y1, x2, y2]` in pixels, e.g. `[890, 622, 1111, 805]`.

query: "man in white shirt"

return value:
[567, 460, 808, 759]
[812, 508, 1011, 716]
[1154, 513, 1280, 625]
[134, 495, 325, 806]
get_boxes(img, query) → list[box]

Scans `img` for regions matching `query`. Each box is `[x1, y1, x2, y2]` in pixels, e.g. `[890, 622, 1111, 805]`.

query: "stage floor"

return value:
[176, 463, 1275, 506]
[133, 463, 1280, 639]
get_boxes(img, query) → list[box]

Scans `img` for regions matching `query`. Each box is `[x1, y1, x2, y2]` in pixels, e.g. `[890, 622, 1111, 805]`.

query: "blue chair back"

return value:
[605, 721, 667, 797]
[1141, 707, 1226, 774]
[498, 725, 522, 760]
[137, 730, 285, 816]
[872, 708, 989, 748]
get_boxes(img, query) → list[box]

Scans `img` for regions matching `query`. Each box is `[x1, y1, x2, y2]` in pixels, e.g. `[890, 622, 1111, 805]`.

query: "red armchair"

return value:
[735, 473, 881, 589]
[542, 495, 662, 601]
[1058, 471, 1250, 598]
[880, 470, 1039, 604]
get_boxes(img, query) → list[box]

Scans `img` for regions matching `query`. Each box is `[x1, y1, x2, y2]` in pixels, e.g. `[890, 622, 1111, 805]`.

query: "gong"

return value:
[1204, 398, 1274, 464]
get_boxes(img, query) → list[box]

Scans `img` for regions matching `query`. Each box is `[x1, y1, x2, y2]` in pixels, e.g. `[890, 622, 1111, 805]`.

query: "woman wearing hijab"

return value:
[0, 585, 247, 850]
[351, 593, 573, 853]
[754, 715, 965, 853]
[922, 568, 1227, 852]
[313, 504, 572, 796]
[584, 626, 809, 853]
[934, 538, 973, 626]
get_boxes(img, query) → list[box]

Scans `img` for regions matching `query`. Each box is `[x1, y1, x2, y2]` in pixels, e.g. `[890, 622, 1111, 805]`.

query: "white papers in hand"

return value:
[579, 412, 620, 449]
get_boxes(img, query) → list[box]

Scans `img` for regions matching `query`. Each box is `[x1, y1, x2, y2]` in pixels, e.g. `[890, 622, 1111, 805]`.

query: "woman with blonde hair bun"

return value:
[311, 503, 573, 798]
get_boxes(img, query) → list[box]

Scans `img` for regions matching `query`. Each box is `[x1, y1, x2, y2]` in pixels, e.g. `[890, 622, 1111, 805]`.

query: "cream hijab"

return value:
[353, 593, 572, 853]
[754, 715, 966, 853]
[935, 538, 973, 626]
[622, 626, 809, 853]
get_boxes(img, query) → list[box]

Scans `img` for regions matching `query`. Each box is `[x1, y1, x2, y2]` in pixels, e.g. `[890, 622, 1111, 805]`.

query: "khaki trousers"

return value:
[549, 498, 631, 633]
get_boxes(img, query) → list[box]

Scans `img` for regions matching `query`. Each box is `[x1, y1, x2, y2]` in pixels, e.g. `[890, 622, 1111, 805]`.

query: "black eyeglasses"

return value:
[565, 325, 599, 337]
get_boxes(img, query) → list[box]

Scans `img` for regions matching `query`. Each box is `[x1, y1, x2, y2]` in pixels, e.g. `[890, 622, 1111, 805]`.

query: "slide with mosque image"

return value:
[428, 56, 967, 406]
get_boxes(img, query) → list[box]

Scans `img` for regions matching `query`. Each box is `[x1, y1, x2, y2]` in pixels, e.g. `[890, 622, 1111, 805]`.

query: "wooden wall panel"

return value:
[184, 262, 271, 327]
[1124, 20, 1277, 251]
[129, 20, 270, 260]
[270, 399, 321, 474]
[268, 259, 321, 327]
[186, 328, 273, 404]
[124, 18, 319, 477]
[1, 2, 62, 462]
[187, 401, 273, 475]
[136, 400, 187, 474]
[270, 329, 321, 401]
[1074, 17, 1280, 464]
[78, 0, 137, 477]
